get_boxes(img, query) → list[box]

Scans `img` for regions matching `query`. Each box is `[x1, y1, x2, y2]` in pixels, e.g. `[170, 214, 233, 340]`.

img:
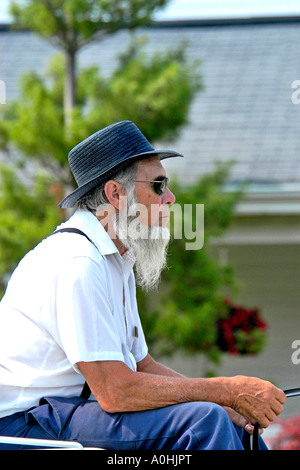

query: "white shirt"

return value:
[0, 210, 148, 418]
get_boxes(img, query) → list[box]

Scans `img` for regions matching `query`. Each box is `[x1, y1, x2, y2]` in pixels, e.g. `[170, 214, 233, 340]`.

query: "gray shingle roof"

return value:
[1, 17, 300, 187]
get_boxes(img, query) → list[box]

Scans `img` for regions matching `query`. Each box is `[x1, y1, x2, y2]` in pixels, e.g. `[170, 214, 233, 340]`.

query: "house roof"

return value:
[1, 16, 300, 190]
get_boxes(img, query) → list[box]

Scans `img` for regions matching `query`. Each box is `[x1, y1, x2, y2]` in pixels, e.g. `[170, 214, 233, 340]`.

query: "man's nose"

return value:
[162, 187, 176, 205]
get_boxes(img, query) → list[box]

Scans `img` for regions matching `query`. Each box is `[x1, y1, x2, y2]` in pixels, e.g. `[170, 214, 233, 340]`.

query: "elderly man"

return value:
[0, 121, 285, 450]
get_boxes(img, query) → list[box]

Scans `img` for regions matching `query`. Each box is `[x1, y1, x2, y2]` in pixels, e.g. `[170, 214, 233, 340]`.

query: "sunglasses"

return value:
[134, 176, 169, 196]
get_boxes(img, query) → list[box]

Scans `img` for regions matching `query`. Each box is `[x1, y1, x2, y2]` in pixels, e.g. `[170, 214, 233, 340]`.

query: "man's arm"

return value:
[77, 356, 286, 429]
[137, 353, 184, 377]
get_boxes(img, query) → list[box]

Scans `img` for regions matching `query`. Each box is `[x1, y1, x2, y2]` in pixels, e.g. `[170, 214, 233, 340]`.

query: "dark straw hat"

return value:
[58, 120, 183, 208]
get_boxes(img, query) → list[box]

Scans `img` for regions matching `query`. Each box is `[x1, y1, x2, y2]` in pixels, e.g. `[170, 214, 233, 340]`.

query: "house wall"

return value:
[216, 243, 300, 385]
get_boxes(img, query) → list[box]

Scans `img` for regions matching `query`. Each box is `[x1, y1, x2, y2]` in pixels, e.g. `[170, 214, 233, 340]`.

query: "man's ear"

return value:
[104, 180, 126, 211]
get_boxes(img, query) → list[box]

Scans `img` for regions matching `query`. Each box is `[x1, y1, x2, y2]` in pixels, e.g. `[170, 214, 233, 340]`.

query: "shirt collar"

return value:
[122, 249, 136, 274]
[63, 209, 119, 256]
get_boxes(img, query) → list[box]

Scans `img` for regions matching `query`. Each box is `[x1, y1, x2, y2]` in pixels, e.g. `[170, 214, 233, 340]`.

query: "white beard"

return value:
[113, 195, 170, 292]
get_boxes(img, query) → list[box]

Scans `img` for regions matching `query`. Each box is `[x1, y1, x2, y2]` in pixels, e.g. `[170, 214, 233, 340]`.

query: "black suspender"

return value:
[80, 381, 91, 400]
[50, 227, 97, 400]
[51, 227, 98, 251]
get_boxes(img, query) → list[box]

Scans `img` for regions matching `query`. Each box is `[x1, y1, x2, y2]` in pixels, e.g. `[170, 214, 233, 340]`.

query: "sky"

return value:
[1, 0, 300, 23]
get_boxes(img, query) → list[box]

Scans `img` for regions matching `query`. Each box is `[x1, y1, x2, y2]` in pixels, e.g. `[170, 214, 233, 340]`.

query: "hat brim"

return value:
[58, 150, 183, 209]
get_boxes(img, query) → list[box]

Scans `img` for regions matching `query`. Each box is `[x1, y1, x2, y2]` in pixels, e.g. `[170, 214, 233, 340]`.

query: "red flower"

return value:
[216, 299, 267, 355]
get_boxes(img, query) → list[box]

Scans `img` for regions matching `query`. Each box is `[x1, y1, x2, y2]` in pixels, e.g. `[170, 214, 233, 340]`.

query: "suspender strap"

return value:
[50, 227, 96, 400]
[80, 381, 92, 399]
[51, 227, 98, 251]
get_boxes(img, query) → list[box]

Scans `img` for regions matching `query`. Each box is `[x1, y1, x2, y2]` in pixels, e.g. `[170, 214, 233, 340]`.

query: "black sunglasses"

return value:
[134, 176, 169, 196]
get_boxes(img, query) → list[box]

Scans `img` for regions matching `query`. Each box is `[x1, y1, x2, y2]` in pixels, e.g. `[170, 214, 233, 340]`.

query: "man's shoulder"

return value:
[54, 210, 117, 258]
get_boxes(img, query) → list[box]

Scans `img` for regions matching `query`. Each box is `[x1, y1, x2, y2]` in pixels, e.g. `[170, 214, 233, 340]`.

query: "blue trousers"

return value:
[0, 397, 267, 450]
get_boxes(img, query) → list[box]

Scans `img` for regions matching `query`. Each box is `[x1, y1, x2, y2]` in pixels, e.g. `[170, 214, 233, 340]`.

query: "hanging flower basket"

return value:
[216, 298, 268, 355]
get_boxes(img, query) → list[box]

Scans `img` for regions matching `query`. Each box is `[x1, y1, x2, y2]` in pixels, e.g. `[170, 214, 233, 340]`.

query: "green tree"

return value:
[0, 38, 200, 183]
[10, 0, 170, 124]
[0, 165, 61, 295]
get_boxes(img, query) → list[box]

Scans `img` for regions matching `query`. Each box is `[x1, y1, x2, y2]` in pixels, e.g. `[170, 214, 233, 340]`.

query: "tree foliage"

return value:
[0, 165, 62, 296]
[0, 38, 200, 184]
[10, 0, 171, 119]
[10, 0, 170, 47]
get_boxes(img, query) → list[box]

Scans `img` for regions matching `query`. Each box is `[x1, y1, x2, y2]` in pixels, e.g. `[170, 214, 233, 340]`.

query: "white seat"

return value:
[0, 435, 84, 449]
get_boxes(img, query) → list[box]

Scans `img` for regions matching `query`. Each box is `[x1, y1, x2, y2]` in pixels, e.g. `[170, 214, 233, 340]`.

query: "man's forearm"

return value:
[137, 354, 185, 378]
[104, 368, 284, 430]
[78, 359, 230, 412]
[129, 372, 232, 410]
[77, 359, 285, 428]
[85, 361, 233, 411]
[136, 355, 234, 412]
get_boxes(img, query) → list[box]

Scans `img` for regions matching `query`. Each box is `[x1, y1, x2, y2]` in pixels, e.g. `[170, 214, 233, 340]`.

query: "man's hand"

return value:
[226, 375, 286, 428]
[223, 406, 263, 435]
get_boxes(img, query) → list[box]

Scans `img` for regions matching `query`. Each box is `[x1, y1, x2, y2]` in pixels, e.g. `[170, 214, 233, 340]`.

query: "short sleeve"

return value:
[52, 256, 125, 367]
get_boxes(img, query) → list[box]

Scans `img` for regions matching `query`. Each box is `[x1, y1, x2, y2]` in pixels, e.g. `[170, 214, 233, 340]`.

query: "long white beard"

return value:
[113, 196, 170, 291]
